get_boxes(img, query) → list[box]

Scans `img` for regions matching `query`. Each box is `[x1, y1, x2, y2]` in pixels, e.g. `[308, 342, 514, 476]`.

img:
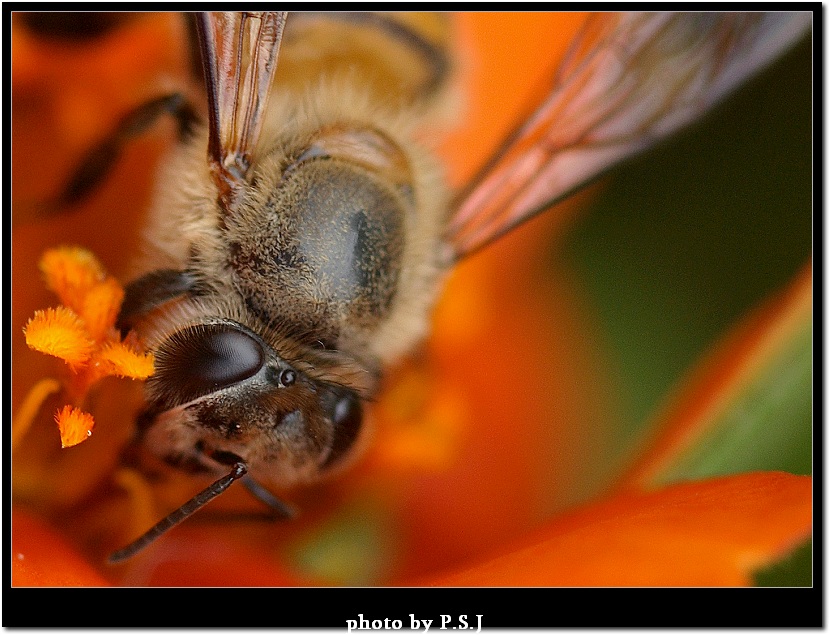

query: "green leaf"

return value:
[754, 538, 813, 587]
[655, 317, 811, 484]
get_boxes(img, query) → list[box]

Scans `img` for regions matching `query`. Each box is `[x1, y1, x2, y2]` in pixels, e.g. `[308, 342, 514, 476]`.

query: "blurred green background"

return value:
[559, 33, 813, 586]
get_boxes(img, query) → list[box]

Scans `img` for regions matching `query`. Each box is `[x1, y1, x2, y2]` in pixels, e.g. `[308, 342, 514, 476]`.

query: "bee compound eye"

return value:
[333, 394, 360, 427]
[189, 326, 264, 386]
[322, 391, 363, 469]
[154, 323, 266, 406]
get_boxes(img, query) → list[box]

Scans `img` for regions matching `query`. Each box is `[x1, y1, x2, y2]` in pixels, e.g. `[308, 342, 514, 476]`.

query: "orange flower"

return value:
[11, 10, 812, 611]
[18, 245, 154, 449]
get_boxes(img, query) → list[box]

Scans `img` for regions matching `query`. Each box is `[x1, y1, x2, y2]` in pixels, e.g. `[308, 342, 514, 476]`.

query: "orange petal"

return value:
[618, 261, 812, 490]
[24, 306, 94, 369]
[39, 246, 106, 313]
[55, 405, 95, 448]
[370, 367, 467, 472]
[12, 506, 110, 587]
[97, 341, 155, 379]
[424, 471, 812, 587]
[109, 525, 311, 587]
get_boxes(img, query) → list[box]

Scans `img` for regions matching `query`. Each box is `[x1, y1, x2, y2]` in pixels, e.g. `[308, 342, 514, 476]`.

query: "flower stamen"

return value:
[55, 405, 95, 448]
[21, 246, 155, 448]
[12, 378, 62, 451]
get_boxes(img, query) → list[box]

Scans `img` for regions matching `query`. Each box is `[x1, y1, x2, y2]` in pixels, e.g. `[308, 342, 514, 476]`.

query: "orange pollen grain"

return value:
[24, 307, 94, 369]
[55, 405, 95, 448]
[97, 341, 156, 379]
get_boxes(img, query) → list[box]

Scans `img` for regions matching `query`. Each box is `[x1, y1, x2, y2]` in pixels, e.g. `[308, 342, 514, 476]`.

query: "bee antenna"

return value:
[107, 462, 248, 564]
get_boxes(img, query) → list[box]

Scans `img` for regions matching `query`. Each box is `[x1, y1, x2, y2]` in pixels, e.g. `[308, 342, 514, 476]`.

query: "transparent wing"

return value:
[196, 11, 287, 214]
[445, 11, 811, 262]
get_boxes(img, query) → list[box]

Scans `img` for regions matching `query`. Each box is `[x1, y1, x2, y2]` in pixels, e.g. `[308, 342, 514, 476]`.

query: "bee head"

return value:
[140, 318, 365, 485]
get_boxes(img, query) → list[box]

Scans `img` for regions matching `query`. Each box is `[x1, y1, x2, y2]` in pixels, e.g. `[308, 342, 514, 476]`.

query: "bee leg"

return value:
[53, 92, 199, 210]
[241, 476, 297, 520]
[117, 268, 198, 335]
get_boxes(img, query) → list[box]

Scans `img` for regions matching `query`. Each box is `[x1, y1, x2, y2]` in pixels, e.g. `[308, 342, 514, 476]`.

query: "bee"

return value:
[20, 12, 811, 562]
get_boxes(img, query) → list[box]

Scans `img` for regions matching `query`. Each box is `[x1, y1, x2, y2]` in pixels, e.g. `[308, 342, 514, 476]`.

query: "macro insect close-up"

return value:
[11, 11, 812, 594]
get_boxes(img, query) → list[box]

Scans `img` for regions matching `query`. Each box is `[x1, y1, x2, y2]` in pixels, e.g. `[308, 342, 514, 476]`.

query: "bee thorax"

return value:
[227, 158, 407, 349]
